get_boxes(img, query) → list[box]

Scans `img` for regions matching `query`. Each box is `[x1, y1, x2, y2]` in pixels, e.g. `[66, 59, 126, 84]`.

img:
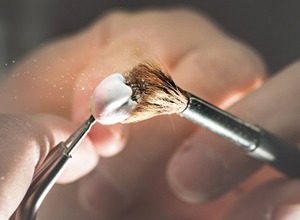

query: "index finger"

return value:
[72, 9, 265, 122]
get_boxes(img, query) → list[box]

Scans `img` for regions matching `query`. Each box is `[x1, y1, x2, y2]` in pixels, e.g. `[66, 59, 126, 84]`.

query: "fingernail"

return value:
[273, 205, 300, 220]
[168, 140, 224, 203]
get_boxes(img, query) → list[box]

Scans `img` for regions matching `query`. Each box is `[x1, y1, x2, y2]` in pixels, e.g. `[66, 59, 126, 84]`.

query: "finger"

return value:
[0, 16, 127, 158]
[167, 61, 300, 203]
[225, 178, 300, 220]
[31, 114, 99, 184]
[172, 37, 265, 107]
[72, 9, 265, 157]
[71, 8, 228, 123]
[73, 9, 266, 218]
[0, 114, 97, 218]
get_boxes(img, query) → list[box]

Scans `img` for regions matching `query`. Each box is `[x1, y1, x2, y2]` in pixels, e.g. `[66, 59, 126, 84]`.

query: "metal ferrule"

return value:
[180, 93, 260, 152]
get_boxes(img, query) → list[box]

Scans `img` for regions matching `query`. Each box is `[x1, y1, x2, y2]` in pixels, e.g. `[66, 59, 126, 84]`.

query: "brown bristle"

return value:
[122, 62, 189, 123]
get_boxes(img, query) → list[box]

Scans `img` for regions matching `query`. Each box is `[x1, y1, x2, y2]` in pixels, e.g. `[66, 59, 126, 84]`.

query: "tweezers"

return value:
[14, 115, 96, 220]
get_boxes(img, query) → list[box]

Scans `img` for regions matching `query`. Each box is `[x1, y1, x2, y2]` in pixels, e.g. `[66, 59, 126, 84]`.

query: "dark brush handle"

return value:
[249, 129, 300, 177]
[182, 93, 300, 178]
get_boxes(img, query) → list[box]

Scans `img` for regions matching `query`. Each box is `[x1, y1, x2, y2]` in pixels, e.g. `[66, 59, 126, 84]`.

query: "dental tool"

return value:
[14, 115, 96, 220]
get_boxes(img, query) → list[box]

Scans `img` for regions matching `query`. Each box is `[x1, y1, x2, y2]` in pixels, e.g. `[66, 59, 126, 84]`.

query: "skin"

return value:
[0, 8, 300, 220]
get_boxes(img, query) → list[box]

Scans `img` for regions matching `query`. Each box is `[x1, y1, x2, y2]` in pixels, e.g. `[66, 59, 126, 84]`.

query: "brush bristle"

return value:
[121, 62, 189, 123]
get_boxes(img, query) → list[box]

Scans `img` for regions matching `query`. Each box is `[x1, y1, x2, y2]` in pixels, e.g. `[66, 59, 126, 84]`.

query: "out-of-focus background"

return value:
[1, 0, 300, 75]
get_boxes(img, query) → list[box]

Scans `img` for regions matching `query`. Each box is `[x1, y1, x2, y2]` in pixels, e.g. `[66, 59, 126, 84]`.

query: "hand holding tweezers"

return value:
[13, 115, 96, 220]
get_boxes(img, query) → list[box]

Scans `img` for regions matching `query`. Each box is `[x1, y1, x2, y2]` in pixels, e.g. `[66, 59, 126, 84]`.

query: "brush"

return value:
[91, 62, 300, 177]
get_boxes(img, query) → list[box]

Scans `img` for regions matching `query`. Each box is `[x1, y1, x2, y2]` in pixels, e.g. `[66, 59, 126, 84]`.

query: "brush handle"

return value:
[249, 129, 300, 177]
[181, 93, 300, 177]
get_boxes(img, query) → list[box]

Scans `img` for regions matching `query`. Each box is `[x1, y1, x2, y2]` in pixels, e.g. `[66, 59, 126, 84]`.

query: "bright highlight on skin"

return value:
[91, 73, 137, 124]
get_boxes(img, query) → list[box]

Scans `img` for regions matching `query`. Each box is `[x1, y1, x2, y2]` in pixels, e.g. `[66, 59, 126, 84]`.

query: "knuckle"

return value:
[221, 40, 267, 85]
[91, 10, 131, 47]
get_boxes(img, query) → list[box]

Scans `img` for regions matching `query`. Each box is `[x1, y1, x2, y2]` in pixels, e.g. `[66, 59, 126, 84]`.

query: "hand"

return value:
[0, 114, 97, 219]
[3, 8, 291, 220]
[168, 62, 300, 220]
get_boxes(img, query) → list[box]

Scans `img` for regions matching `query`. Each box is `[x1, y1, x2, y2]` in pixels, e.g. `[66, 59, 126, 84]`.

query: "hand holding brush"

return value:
[91, 62, 300, 177]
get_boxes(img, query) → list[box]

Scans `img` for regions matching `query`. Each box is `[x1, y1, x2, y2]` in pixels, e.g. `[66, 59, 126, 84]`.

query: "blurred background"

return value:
[1, 0, 300, 75]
